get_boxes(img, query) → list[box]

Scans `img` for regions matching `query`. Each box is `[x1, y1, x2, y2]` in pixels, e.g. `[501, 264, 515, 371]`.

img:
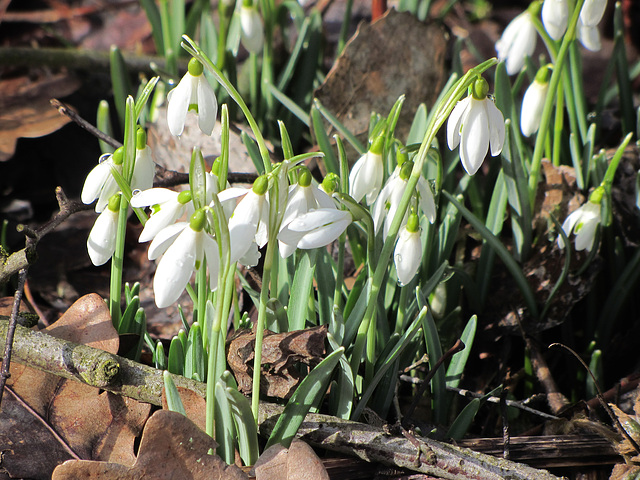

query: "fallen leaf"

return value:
[314, 9, 447, 146]
[51, 410, 249, 480]
[1, 294, 151, 478]
[161, 385, 207, 432]
[0, 73, 80, 161]
[227, 325, 327, 398]
[252, 439, 329, 480]
[610, 463, 640, 480]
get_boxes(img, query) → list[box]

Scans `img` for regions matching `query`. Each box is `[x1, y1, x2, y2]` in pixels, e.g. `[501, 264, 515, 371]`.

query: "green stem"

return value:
[528, 0, 586, 208]
[181, 36, 272, 174]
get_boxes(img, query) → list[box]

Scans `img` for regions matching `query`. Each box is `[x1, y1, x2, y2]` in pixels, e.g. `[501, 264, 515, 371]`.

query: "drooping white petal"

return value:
[558, 201, 601, 251]
[417, 178, 436, 224]
[229, 222, 258, 264]
[196, 75, 218, 136]
[81, 159, 112, 205]
[459, 98, 490, 175]
[446, 97, 470, 150]
[130, 188, 178, 208]
[580, 0, 607, 27]
[542, 0, 569, 40]
[239, 242, 261, 267]
[154, 226, 198, 308]
[496, 12, 537, 75]
[279, 209, 352, 250]
[202, 234, 220, 291]
[166, 74, 196, 136]
[348, 153, 368, 203]
[148, 222, 188, 260]
[577, 19, 601, 51]
[487, 100, 506, 156]
[520, 80, 549, 137]
[575, 217, 599, 251]
[139, 200, 186, 243]
[95, 174, 120, 213]
[240, 6, 264, 54]
[348, 151, 383, 205]
[394, 227, 422, 286]
[131, 146, 155, 192]
[87, 208, 119, 266]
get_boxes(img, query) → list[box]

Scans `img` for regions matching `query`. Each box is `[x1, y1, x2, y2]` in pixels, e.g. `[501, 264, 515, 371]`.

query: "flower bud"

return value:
[189, 209, 207, 232]
[252, 175, 269, 195]
[298, 167, 312, 187]
[188, 58, 204, 77]
[471, 77, 489, 100]
[112, 146, 124, 165]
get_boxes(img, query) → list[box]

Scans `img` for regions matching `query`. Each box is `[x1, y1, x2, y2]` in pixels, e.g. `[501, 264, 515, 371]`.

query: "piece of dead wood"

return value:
[0, 319, 607, 479]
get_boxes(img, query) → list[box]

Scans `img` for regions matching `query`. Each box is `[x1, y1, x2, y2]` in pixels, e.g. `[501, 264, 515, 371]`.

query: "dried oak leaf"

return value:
[161, 385, 207, 432]
[0, 73, 79, 161]
[52, 410, 248, 480]
[610, 464, 640, 480]
[314, 9, 447, 147]
[227, 325, 327, 398]
[252, 439, 329, 480]
[1, 294, 150, 478]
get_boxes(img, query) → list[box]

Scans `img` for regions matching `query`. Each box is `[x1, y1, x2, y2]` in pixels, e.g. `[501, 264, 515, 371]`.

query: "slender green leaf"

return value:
[226, 387, 260, 465]
[215, 379, 236, 464]
[288, 250, 317, 330]
[163, 371, 186, 416]
[313, 98, 365, 154]
[445, 315, 477, 388]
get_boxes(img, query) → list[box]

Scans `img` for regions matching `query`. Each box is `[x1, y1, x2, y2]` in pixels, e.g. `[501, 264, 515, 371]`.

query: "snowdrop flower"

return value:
[87, 194, 121, 266]
[279, 208, 352, 251]
[226, 176, 270, 264]
[577, 17, 601, 51]
[82, 148, 123, 213]
[394, 213, 422, 286]
[447, 78, 505, 175]
[495, 11, 537, 75]
[580, 0, 607, 26]
[131, 128, 155, 193]
[153, 209, 219, 308]
[557, 189, 603, 252]
[542, 0, 569, 40]
[521, 65, 551, 137]
[349, 136, 384, 205]
[240, 2, 264, 54]
[131, 188, 193, 242]
[372, 160, 436, 237]
[167, 58, 218, 136]
[278, 168, 336, 257]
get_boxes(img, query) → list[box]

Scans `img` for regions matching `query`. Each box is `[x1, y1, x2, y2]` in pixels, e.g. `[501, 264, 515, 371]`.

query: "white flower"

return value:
[577, 18, 601, 51]
[152, 211, 219, 308]
[240, 5, 264, 54]
[557, 200, 601, 252]
[131, 188, 192, 243]
[82, 152, 122, 213]
[278, 209, 352, 251]
[278, 171, 336, 257]
[87, 195, 120, 266]
[520, 67, 551, 137]
[580, 0, 607, 27]
[447, 81, 505, 175]
[131, 145, 155, 193]
[542, 0, 569, 40]
[394, 215, 422, 287]
[349, 138, 384, 205]
[495, 12, 537, 75]
[167, 58, 218, 136]
[372, 164, 436, 237]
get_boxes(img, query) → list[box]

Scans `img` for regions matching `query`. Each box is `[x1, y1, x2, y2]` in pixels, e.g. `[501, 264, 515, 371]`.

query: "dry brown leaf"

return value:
[0, 73, 79, 161]
[52, 410, 249, 480]
[161, 385, 207, 432]
[253, 439, 329, 480]
[314, 9, 447, 147]
[610, 463, 640, 480]
[1, 294, 151, 477]
[227, 325, 327, 398]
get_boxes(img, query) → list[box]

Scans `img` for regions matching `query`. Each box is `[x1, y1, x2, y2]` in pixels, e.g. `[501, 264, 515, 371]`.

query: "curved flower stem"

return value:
[528, 0, 586, 208]
[181, 35, 272, 174]
[349, 59, 498, 383]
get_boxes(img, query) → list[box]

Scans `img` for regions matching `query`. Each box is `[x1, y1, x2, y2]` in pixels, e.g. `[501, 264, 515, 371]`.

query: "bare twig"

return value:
[0, 268, 28, 406]
[51, 99, 121, 150]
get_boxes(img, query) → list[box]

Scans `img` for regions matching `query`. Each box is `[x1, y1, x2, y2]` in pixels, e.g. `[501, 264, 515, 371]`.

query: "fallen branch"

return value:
[0, 321, 581, 479]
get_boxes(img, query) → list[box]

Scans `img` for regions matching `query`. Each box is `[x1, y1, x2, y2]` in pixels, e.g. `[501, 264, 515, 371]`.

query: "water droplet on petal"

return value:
[395, 253, 402, 263]
[98, 153, 111, 164]
[132, 189, 142, 196]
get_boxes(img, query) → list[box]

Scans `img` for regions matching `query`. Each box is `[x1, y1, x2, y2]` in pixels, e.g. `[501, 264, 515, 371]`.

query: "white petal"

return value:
[496, 13, 536, 75]
[148, 222, 188, 260]
[447, 98, 469, 150]
[574, 218, 598, 251]
[417, 178, 436, 224]
[577, 20, 601, 51]
[131, 147, 155, 192]
[130, 188, 178, 208]
[154, 227, 198, 308]
[196, 75, 218, 136]
[87, 209, 118, 266]
[202, 234, 220, 291]
[580, 0, 606, 27]
[486, 100, 506, 156]
[166, 74, 195, 136]
[459, 99, 490, 175]
[240, 6, 264, 54]
[81, 159, 112, 205]
[286, 208, 349, 232]
[218, 187, 250, 203]
[229, 222, 257, 263]
[542, 0, 569, 40]
[239, 242, 261, 267]
[348, 153, 368, 203]
[394, 227, 422, 286]
[95, 174, 120, 213]
[139, 201, 185, 243]
[520, 81, 548, 137]
[296, 216, 352, 249]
